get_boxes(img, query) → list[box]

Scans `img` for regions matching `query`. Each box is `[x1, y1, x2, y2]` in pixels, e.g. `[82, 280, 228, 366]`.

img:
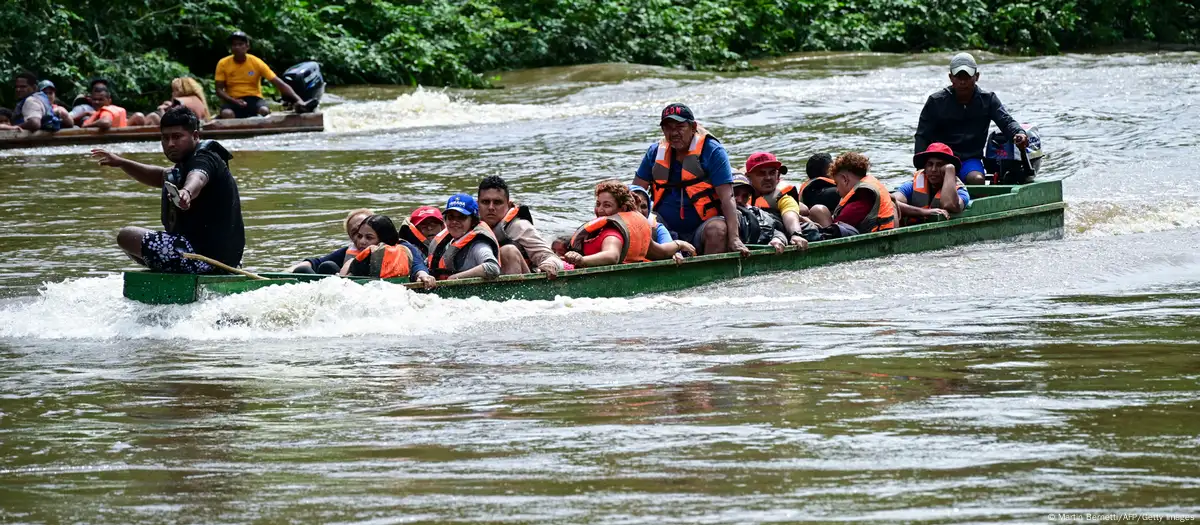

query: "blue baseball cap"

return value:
[444, 193, 478, 217]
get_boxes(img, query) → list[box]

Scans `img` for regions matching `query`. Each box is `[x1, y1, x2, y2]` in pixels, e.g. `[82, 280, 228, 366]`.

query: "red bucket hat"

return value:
[744, 152, 788, 175]
[913, 143, 961, 170]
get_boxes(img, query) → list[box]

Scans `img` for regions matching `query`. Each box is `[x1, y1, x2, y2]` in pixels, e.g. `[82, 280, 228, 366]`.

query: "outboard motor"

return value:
[985, 124, 1044, 184]
[280, 61, 324, 113]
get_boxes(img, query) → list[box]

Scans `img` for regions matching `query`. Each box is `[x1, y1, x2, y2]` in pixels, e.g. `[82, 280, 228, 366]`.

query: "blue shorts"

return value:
[958, 158, 985, 181]
[141, 231, 213, 274]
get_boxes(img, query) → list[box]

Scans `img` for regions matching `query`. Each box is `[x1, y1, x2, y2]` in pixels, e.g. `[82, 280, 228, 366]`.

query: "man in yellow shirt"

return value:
[744, 152, 811, 247]
[215, 31, 308, 119]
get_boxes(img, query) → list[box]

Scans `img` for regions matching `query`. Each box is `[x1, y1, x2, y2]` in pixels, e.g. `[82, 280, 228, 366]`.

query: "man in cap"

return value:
[893, 143, 971, 224]
[914, 52, 1029, 185]
[37, 80, 74, 128]
[477, 175, 564, 277]
[743, 151, 810, 247]
[397, 205, 444, 258]
[731, 174, 791, 254]
[215, 31, 309, 119]
[633, 103, 749, 256]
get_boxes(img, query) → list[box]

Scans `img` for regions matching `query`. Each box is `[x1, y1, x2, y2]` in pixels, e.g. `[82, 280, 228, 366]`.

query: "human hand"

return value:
[730, 238, 751, 257]
[1014, 133, 1029, 150]
[925, 208, 950, 220]
[417, 273, 437, 289]
[176, 188, 192, 210]
[674, 240, 696, 257]
[672, 252, 685, 265]
[235, 99, 248, 108]
[943, 164, 958, 178]
[537, 260, 560, 279]
[563, 251, 583, 266]
[769, 238, 785, 254]
[789, 233, 809, 250]
[89, 148, 124, 167]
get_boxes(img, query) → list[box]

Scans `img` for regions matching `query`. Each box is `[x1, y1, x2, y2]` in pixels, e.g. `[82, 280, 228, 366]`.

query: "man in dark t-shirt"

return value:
[91, 106, 245, 273]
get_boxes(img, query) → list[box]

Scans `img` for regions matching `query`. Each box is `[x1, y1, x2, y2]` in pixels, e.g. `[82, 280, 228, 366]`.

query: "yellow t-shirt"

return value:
[777, 194, 802, 217]
[215, 54, 276, 99]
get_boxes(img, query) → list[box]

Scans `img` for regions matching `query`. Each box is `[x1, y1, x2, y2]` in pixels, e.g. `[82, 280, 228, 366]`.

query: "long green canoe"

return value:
[123, 180, 1065, 305]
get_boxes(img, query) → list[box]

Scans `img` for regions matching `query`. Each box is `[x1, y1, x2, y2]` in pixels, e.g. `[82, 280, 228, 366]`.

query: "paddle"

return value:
[181, 253, 268, 280]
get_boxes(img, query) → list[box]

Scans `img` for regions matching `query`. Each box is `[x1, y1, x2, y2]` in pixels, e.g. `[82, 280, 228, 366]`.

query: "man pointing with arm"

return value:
[91, 106, 245, 273]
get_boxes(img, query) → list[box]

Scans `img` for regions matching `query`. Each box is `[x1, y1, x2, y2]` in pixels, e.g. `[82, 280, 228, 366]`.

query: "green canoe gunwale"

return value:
[122, 180, 1066, 305]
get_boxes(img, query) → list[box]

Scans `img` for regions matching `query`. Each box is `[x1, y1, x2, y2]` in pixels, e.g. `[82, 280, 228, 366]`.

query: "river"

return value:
[1, 52, 1199, 523]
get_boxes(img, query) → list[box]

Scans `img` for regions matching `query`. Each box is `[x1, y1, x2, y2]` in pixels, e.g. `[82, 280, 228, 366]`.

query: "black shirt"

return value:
[161, 142, 245, 267]
[914, 86, 1025, 160]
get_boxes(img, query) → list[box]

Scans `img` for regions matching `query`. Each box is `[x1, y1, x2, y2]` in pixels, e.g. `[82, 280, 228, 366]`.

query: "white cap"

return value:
[950, 52, 978, 76]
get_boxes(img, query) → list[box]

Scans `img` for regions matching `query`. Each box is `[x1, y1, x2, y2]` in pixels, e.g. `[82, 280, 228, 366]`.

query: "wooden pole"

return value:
[181, 253, 269, 280]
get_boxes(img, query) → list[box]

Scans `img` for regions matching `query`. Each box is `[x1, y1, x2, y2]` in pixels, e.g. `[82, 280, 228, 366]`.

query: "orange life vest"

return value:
[426, 223, 501, 279]
[752, 181, 800, 215]
[905, 169, 964, 224]
[568, 211, 653, 264]
[491, 205, 534, 260]
[83, 105, 128, 128]
[398, 220, 433, 257]
[352, 243, 412, 279]
[833, 175, 897, 233]
[649, 129, 721, 221]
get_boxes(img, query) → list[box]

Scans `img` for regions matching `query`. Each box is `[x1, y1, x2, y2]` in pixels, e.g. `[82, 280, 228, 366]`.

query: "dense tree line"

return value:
[2, 0, 1196, 111]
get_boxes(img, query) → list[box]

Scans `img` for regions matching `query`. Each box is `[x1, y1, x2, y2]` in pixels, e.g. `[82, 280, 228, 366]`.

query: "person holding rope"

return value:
[90, 106, 245, 274]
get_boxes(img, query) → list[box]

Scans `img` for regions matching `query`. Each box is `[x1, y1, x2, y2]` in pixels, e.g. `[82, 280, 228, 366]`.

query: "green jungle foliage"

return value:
[2, 0, 1196, 111]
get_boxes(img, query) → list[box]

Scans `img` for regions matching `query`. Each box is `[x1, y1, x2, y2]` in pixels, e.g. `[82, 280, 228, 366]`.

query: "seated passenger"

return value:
[477, 175, 564, 277]
[799, 153, 840, 211]
[37, 80, 74, 128]
[0, 108, 12, 126]
[629, 185, 674, 245]
[426, 194, 502, 281]
[398, 205, 444, 257]
[894, 143, 970, 224]
[744, 151, 813, 248]
[807, 152, 897, 238]
[341, 214, 436, 288]
[68, 94, 95, 123]
[0, 72, 56, 132]
[81, 79, 146, 129]
[732, 174, 789, 253]
[563, 179, 695, 268]
[145, 77, 212, 126]
[288, 208, 373, 274]
[215, 31, 309, 119]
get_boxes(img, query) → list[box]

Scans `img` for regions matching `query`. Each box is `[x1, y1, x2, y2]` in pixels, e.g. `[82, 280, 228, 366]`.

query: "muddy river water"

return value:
[1, 52, 1199, 523]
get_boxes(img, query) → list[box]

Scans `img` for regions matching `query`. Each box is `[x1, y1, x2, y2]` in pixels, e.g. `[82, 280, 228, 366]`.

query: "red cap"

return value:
[913, 142, 961, 170]
[744, 152, 787, 175]
[409, 205, 443, 226]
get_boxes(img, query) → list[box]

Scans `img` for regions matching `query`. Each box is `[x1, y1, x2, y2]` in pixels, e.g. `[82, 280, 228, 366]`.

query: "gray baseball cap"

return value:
[950, 52, 978, 76]
[37, 80, 55, 92]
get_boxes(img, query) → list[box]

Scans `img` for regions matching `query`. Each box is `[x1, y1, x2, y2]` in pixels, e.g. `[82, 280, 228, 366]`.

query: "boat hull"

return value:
[122, 180, 1066, 305]
[0, 112, 323, 149]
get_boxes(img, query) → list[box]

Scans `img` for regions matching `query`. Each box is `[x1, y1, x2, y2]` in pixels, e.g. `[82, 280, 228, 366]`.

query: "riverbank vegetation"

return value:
[3, 0, 1197, 110]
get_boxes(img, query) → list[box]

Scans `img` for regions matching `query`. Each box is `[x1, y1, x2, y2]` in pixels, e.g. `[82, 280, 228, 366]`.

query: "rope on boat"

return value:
[181, 253, 269, 280]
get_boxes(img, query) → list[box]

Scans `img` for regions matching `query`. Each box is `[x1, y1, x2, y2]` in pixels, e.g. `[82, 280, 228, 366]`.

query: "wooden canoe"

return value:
[122, 181, 1065, 305]
[0, 112, 323, 149]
